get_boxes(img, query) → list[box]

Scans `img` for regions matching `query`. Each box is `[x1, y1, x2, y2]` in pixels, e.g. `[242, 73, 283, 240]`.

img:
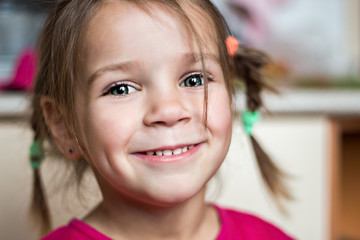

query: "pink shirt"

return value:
[42, 206, 294, 239]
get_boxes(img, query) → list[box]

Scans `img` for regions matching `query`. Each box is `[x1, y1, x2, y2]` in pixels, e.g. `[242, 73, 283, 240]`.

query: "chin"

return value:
[142, 181, 205, 207]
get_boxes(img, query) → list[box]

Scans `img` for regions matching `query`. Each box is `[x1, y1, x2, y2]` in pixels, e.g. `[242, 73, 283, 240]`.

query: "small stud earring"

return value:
[69, 148, 74, 154]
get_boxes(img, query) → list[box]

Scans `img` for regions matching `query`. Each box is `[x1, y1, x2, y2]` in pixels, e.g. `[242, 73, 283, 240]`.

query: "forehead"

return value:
[83, 0, 218, 57]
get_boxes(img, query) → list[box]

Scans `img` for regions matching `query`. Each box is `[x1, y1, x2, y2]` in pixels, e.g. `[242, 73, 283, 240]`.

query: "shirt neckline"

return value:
[70, 203, 226, 240]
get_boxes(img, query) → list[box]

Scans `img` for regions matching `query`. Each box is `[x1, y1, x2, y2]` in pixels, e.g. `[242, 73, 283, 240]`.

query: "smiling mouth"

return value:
[134, 143, 202, 163]
[140, 145, 195, 156]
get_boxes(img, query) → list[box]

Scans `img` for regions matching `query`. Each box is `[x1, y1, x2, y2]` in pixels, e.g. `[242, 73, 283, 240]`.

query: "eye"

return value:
[180, 73, 205, 87]
[104, 82, 138, 96]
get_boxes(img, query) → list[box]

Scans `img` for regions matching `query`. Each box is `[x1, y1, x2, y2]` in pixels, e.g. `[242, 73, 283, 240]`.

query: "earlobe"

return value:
[40, 96, 82, 161]
[66, 146, 82, 161]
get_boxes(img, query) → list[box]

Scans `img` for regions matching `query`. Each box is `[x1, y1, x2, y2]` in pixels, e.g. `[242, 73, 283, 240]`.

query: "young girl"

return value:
[30, 0, 293, 239]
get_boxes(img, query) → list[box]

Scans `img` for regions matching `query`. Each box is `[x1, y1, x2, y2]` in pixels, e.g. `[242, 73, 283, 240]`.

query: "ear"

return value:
[40, 96, 82, 161]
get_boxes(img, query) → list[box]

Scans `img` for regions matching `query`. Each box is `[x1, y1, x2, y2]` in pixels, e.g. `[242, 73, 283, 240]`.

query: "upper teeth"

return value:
[146, 145, 194, 156]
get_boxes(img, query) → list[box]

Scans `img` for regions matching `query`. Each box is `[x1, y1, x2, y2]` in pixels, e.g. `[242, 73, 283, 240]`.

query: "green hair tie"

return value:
[241, 110, 261, 136]
[30, 140, 44, 170]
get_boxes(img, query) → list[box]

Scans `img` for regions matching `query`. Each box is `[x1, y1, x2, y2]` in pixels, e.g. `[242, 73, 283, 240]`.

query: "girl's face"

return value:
[75, 1, 232, 206]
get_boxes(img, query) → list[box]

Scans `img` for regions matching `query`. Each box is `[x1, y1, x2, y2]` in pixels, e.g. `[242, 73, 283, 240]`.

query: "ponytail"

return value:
[29, 97, 52, 236]
[231, 42, 293, 211]
[30, 164, 51, 235]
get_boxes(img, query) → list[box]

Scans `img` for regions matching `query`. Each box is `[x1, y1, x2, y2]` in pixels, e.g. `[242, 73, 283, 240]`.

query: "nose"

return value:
[143, 91, 191, 127]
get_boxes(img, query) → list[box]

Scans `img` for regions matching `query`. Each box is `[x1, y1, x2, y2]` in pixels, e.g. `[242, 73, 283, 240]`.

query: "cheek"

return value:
[79, 101, 141, 158]
[207, 86, 232, 141]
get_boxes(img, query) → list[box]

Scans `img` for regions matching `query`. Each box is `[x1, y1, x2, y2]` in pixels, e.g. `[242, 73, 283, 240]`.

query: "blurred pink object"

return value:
[227, 0, 286, 45]
[0, 48, 37, 91]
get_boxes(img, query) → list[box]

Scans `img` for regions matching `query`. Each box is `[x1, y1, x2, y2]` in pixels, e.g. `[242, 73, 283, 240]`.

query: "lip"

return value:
[133, 143, 203, 163]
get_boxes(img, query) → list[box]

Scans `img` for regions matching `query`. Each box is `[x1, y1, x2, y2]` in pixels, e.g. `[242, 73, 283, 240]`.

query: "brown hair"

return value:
[30, 0, 291, 235]
[232, 46, 293, 211]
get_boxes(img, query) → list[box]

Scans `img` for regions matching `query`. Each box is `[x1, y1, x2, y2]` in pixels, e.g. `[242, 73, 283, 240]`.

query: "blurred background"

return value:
[0, 0, 359, 239]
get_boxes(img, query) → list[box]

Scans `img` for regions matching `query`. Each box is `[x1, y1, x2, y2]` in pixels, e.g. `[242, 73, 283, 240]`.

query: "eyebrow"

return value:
[87, 61, 138, 87]
[87, 52, 220, 86]
[181, 52, 220, 66]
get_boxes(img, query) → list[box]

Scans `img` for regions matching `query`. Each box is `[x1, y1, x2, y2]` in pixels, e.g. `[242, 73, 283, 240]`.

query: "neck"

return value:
[84, 189, 220, 240]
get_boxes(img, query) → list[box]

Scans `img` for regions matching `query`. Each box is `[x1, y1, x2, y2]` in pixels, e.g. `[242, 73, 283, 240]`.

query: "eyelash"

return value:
[102, 72, 214, 96]
[102, 81, 139, 96]
[179, 72, 214, 88]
